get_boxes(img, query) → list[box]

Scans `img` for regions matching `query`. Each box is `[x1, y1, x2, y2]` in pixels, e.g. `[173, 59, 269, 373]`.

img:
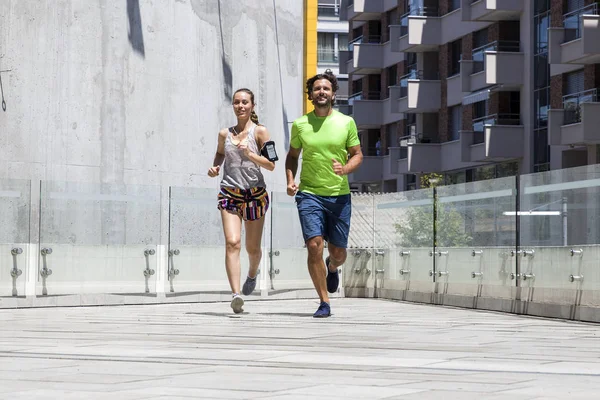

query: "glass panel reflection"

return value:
[436, 177, 517, 298]
[39, 181, 161, 296]
[268, 191, 312, 291]
[0, 179, 31, 298]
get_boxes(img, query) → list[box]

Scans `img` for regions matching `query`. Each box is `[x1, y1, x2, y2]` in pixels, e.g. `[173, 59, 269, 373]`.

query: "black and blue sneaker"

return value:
[313, 301, 331, 318]
[325, 256, 339, 293]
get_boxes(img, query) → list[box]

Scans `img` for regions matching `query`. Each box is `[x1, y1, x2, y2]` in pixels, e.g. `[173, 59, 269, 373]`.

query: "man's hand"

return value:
[287, 182, 298, 196]
[332, 158, 346, 176]
[207, 165, 220, 177]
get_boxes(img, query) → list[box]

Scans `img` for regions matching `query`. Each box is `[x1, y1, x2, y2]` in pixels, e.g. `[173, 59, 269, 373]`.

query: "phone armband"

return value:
[260, 141, 279, 162]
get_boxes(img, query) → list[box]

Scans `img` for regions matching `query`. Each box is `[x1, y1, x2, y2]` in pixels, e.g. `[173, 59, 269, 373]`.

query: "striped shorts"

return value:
[217, 187, 270, 221]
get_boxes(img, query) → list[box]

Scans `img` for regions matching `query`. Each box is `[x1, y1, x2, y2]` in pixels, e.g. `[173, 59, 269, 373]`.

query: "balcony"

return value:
[548, 4, 600, 65]
[344, 0, 397, 22]
[394, 70, 441, 114]
[344, 35, 404, 75]
[461, 114, 524, 162]
[390, 7, 441, 53]
[462, 0, 522, 22]
[348, 156, 384, 182]
[461, 41, 524, 93]
[339, 50, 351, 75]
[548, 89, 600, 146]
[349, 91, 404, 129]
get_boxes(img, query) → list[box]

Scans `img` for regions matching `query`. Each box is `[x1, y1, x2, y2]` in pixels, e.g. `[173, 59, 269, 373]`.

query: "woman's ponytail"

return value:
[250, 110, 260, 125]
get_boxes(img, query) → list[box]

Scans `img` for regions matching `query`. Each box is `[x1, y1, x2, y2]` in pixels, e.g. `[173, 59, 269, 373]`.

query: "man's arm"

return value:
[342, 144, 363, 175]
[285, 147, 302, 196]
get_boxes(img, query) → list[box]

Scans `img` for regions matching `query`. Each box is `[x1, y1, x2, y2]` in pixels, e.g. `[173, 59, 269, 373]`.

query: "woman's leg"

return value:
[220, 209, 243, 294]
[244, 216, 266, 279]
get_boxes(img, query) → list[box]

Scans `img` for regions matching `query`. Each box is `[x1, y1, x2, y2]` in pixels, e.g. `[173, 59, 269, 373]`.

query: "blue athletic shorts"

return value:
[295, 191, 352, 248]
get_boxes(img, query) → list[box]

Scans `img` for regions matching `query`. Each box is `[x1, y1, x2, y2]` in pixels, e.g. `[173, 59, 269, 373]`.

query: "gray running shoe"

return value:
[230, 294, 244, 314]
[242, 276, 257, 296]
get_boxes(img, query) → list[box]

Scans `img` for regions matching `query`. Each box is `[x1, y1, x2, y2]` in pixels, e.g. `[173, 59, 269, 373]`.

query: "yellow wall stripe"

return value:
[304, 0, 317, 114]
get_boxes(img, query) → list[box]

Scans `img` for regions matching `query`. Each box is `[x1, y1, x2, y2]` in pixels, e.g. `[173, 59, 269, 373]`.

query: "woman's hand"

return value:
[207, 165, 220, 177]
[238, 138, 252, 158]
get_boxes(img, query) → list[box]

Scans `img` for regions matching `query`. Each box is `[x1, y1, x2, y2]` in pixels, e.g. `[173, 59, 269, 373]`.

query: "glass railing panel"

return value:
[436, 177, 517, 298]
[317, 4, 339, 18]
[0, 180, 31, 298]
[563, 3, 598, 42]
[38, 181, 161, 296]
[346, 193, 375, 289]
[472, 115, 495, 144]
[317, 49, 338, 63]
[168, 186, 241, 295]
[399, 7, 439, 36]
[520, 164, 600, 293]
[399, 70, 419, 98]
[268, 191, 312, 292]
[372, 189, 434, 293]
[563, 88, 598, 125]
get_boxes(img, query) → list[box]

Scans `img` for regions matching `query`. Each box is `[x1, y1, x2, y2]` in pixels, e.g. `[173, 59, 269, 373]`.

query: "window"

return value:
[406, 52, 417, 73]
[533, 129, 549, 166]
[386, 64, 398, 98]
[448, 0, 460, 13]
[534, 13, 549, 54]
[444, 171, 466, 185]
[534, 54, 549, 89]
[448, 105, 462, 141]
[406, 174, 417, 191]
[473, 100, 487, 120]
[338, 34, 348, 52]
[473, 28, 488, 49]
[449, 39, 462, 76]
[317, 32, 336, 63]
[563, 69, 584, 95]
[534, 0, 551, 14]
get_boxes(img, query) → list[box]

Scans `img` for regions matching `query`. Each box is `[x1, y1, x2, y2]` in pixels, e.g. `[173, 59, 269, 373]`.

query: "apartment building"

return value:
[340, 0, 600, 192]
[317, 0, 350, 106]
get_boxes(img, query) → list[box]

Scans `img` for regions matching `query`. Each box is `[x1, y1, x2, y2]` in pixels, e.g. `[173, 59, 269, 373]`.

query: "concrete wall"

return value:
[0, 0, 303, 192]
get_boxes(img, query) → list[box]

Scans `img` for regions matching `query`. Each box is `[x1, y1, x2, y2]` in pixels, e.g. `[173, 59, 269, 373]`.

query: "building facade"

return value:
[340, 0, 600, 192]
[317, 0, 350, 108]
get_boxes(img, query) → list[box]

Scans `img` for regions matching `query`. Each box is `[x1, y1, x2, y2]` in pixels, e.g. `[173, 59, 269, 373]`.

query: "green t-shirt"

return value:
[290, 110, 360, 196]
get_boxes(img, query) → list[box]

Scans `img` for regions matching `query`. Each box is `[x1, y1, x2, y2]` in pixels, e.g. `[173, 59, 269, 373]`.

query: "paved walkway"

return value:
[1, 298, 599, 399]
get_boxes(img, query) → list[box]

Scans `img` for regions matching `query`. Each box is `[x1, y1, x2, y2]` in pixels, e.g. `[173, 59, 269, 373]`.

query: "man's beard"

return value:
[313, 97, 333, 109]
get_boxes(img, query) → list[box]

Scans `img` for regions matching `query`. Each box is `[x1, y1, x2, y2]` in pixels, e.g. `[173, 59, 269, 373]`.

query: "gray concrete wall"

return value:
[0, 0, 303, 192]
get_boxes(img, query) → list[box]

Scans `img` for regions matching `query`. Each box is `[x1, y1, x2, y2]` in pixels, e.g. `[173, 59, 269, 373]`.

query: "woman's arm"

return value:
[208, 129, 227, 177]
[243, 126, 276, 171]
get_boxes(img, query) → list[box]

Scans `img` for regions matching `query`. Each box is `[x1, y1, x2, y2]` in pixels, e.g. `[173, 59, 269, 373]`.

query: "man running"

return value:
[285, 71, 363, 318]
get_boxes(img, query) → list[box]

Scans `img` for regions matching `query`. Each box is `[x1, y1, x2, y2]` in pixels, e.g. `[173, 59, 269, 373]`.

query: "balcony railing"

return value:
[398, 70, 439, 98]
[317, 49, 339, 63]
[472, 113, 521, 144]
[348, 91, 381, 105]
[399, 7, 439, 36]
[348, 35, 382, 52]
[471, 40, 521, 74]
[318, 4, 340, 18]
[563, 88, 598, 125]
[563, 3, 599, 43]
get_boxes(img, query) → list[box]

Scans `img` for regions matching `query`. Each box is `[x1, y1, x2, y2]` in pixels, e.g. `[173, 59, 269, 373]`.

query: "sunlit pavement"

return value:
[1, 298, 599, 399]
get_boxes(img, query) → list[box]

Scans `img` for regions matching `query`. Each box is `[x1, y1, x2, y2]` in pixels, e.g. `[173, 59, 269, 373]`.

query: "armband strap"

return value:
[260, 141, 279, 162]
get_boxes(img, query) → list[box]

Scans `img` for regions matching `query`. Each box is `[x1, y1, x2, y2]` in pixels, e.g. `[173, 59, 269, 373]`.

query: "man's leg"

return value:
[295, 192, 331, 317]
[324, 194, 352, 293]
[327, 243, 347, 271]
[306, 236, 329, 304]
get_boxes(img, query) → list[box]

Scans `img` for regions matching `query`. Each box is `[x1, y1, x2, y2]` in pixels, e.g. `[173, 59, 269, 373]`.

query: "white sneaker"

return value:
[230, 294, 244, 314]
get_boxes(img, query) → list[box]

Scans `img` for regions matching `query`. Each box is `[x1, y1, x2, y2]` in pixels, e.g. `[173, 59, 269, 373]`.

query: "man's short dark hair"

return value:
[305, 69, 339, 99]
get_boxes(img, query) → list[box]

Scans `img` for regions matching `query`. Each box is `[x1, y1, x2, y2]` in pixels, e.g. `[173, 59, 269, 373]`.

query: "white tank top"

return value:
[220, 124, 266, 189]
